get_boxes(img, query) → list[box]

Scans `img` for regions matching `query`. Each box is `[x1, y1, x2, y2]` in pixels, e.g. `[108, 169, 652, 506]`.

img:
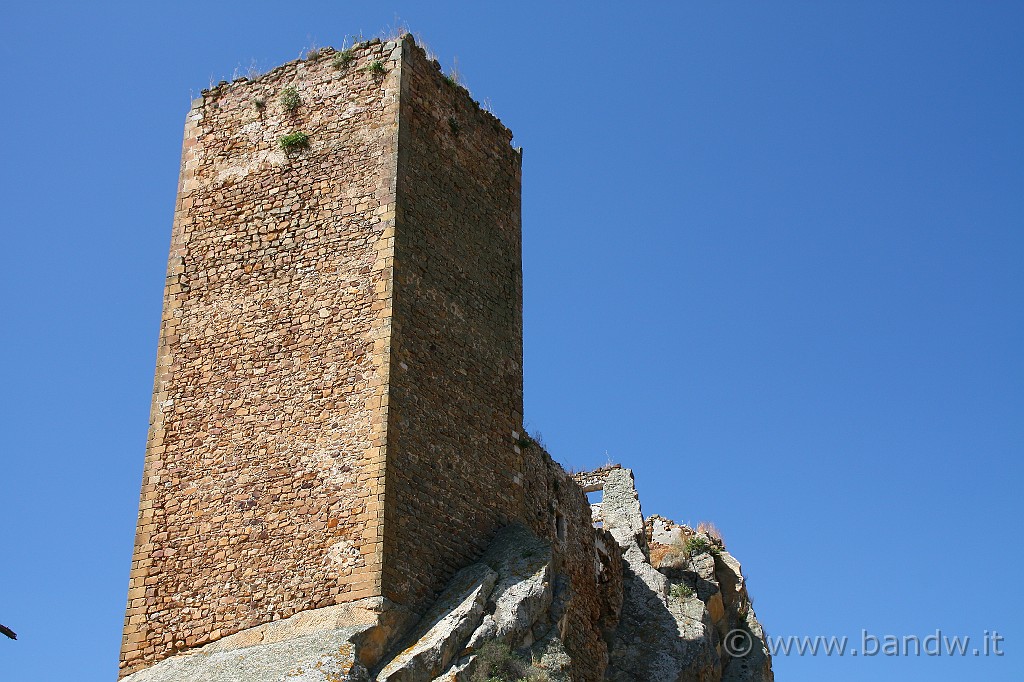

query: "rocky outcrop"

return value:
[377, 564, 498, 681]
[371, 469, 772, 682]
[601, 468, 773, 682]
[377, 524, 555, 682]
[122, 470, 771, 682]
[602, 468, 718, 682]
[378, 524, 563, 682]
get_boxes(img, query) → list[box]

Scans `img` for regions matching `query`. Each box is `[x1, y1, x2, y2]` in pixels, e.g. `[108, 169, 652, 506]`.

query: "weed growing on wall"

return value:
[279, 131, 310, 150]
[333, 50, 355, 69]
[280, 87, 301, 112]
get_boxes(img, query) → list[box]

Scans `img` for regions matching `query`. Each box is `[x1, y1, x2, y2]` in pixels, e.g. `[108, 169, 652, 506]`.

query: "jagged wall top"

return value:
[197, 35, 515, 145]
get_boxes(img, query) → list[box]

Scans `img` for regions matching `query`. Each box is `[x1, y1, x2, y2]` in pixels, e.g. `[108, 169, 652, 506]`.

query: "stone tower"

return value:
[121, 35, 776, 682]
[121, 35, 530, 676]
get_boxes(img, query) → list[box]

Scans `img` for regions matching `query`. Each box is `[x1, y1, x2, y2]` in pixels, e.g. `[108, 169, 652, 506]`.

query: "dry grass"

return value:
[446, 57, 463, 87]
[470, 641, 549, 682]
[300, 36, 322, 61]
[696, 521, 724, 545]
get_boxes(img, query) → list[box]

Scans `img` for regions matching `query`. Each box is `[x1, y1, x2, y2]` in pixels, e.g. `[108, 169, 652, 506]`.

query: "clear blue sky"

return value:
[1, 2, 1021, 680]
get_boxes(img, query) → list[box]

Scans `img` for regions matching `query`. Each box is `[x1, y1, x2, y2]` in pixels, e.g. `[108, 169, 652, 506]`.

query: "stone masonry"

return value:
[121, 35, 615, 680]
[121, 38, 404, 675]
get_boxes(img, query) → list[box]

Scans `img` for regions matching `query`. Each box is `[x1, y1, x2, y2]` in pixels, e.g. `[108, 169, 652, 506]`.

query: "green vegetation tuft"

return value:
[471, 642, 549, 682]
[684, 534, 720, 557]
[333, 50, 355, 69]
[280, 87, 301, 112]
[670, 583, 696, 599]
[279, 131, 310, 150]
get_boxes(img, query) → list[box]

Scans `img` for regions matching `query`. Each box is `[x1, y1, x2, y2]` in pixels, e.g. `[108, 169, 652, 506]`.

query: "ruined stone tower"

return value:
[121, 35, 533, 675]
[121, 34, 774, 682]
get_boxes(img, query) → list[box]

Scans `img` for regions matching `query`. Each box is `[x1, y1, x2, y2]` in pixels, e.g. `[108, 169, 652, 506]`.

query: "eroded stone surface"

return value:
[602, 468, 773, 682]
[466, 524, 553, 650]
[376, 564, 497, 681]
[121, 600, 405, 682]
[601, 469, 649, 554]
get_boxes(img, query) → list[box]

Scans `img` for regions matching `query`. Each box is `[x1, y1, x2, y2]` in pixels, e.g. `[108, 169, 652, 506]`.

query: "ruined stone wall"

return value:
[571, 464, 623, 493]
[519, 450, 624, 682]
[120, 41, 403, 676]
[381, 39, 525, 609]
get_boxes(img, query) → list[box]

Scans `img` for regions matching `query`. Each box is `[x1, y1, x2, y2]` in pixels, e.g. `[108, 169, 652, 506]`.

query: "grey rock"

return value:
[466, 524, 553, 651]
[528, 629, 573, 682]
[714, 552, 745, 613]
[427, 655, 472, 682]
[120, 601, 405, 682]
[603, 469, 721, 682]
[121, 627, 370, 682]
[650, 516, 686, 546]
[691, 551, 717, 583]
[721, 618, 774, 682]
[715, 553, 774, 682]
[377, 563, 498, 682]
[601, 468, 649, 555]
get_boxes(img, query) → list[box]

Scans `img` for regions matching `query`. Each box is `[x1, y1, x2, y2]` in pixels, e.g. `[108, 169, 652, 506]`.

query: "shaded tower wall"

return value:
[380, 41, 525, 611]
[120, 40, 403, 676]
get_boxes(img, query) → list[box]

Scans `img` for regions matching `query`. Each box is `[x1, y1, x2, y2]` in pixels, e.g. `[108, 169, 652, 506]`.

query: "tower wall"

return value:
[120, 40, 402, 676]
[380, 41, 525, 612]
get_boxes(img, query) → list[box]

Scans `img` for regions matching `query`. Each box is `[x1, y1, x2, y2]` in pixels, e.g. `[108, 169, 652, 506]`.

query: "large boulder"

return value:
[377, 524, 560, 682]
[376, 564, 498, 682]
[466, 524, 553, 650]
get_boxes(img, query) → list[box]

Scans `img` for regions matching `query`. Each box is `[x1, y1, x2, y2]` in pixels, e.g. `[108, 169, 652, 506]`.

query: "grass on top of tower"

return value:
[333, 50, 355, 69]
